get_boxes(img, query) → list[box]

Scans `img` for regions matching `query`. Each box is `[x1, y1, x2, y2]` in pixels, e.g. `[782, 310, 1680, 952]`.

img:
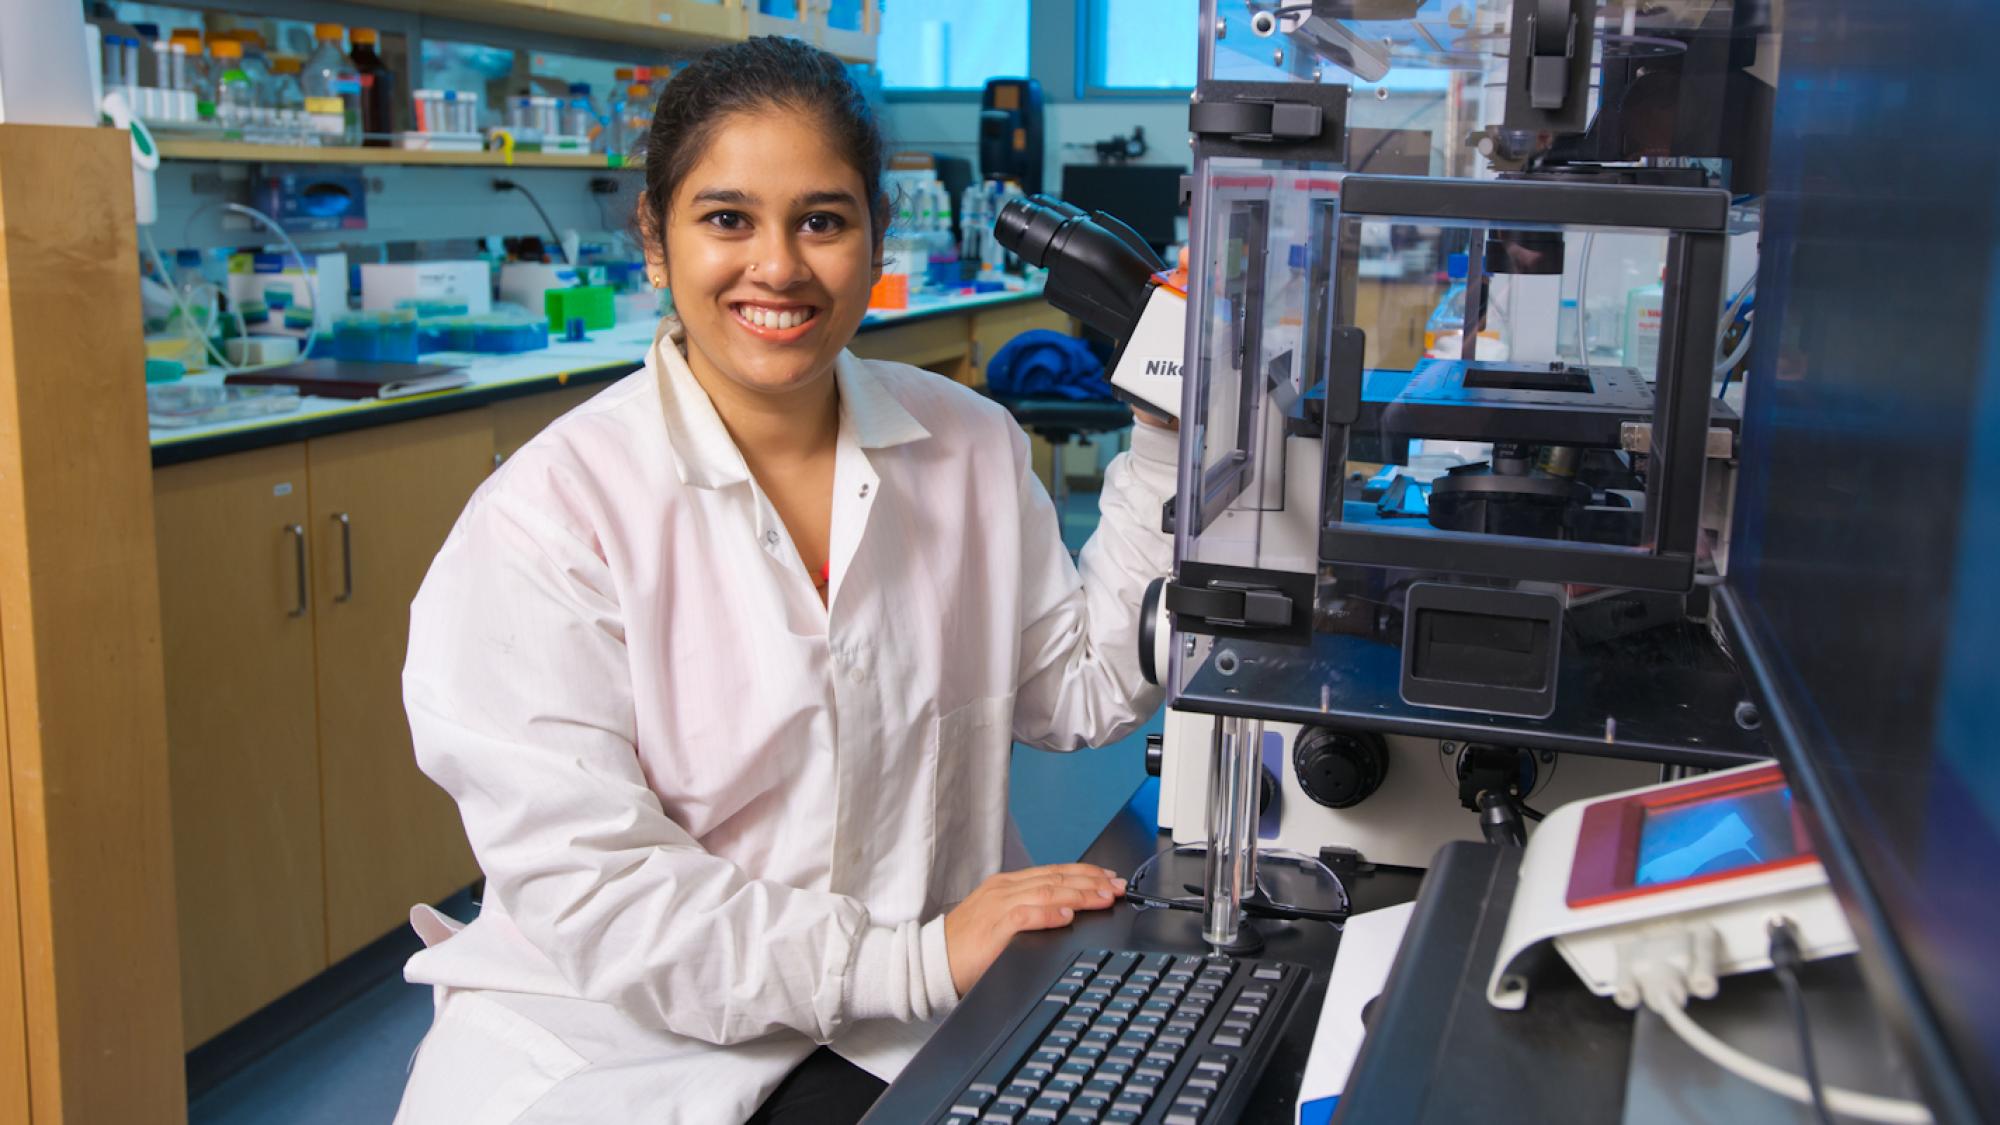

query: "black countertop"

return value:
[149, 290, 1048, 468]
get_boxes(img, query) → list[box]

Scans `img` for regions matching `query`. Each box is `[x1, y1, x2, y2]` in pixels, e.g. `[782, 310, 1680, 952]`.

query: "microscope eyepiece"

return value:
[993, 195, 1166, 342]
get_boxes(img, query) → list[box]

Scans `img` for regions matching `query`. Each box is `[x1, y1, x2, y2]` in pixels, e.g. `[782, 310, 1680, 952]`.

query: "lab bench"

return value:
[151, 287, 1073, 1048]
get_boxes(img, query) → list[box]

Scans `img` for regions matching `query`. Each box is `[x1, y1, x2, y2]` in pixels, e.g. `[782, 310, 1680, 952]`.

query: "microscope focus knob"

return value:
[1144, 733, 1164, 777]
[1293, 728, 1389, 810]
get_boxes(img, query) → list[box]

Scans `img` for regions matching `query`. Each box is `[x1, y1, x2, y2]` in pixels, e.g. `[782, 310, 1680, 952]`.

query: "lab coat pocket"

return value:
[396, 991, 588, 1125]
[929, 695, 1016, 909]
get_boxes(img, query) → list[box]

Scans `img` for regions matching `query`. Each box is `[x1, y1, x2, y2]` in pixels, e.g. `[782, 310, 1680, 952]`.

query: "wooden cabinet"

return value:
[155, 412, 496, 1040]
[492, 384, 605, 465]
[308, 413, 493, 961]
[155, 445, 324, 1046]
[970, 301, 1078, 387]
[1355, 279, 1436, 371]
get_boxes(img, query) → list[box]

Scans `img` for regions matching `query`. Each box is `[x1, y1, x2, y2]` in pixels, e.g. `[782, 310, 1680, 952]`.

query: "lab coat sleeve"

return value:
[403, 487, 959, 1045]
[1010, 420, 1179, 751]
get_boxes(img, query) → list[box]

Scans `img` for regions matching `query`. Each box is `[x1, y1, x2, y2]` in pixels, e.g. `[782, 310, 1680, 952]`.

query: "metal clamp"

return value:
[1189, 81, 1349, 163]
[1168, 581, 1294, 628]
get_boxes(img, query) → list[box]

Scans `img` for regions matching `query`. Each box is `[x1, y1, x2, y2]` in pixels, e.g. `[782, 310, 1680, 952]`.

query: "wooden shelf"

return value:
[156, 139, 628, 170]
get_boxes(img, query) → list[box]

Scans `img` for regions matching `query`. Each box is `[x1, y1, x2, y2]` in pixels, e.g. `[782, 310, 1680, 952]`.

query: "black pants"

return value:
[745, 1046, 885, 1125]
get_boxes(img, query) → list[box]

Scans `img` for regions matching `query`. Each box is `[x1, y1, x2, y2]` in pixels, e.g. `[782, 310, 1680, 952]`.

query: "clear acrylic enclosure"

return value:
[1167, 0, 1763, 766]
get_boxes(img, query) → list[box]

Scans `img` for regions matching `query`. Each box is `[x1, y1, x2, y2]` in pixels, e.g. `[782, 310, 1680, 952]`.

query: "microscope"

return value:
[998, 0, 1774, 951]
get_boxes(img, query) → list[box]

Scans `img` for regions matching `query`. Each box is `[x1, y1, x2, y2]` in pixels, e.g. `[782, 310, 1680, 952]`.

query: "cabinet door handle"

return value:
[286, 523, 308, 618]
[332, 511, 354, 602]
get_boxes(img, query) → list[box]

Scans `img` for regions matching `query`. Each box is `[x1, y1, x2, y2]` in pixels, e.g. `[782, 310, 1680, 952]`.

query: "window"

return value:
[1084, 0, 1198, 91]
[878, 0, 1029, 91]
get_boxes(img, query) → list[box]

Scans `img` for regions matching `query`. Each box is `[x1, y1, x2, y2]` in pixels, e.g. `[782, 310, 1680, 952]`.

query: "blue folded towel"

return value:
[986, 330, 1115, 401]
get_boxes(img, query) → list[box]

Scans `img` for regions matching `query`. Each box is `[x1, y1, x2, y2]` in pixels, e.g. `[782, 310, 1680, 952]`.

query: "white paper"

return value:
[1296, 901, 1417, 1123]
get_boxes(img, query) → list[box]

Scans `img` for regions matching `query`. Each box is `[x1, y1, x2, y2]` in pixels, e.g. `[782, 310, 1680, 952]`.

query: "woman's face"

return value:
[658, 106, 878, 400]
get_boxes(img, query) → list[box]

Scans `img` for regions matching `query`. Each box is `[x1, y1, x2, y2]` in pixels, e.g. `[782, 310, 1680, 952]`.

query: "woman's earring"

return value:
[649, 273, 666, 289]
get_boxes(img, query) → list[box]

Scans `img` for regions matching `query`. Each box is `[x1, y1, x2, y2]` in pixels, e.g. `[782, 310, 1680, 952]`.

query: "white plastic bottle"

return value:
[302, 23, 361, 144]
[1623, 271, 1665, 378]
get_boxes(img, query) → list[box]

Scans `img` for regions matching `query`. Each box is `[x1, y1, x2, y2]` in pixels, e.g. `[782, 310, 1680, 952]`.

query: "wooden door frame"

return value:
[0, 123, 186, 1122]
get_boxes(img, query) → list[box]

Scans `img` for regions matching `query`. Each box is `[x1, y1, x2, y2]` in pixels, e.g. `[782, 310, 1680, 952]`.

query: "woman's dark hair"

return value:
[638, 37, 888, 259]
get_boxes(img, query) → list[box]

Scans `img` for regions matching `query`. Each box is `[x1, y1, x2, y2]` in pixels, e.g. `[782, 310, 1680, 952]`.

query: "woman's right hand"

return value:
[942, 864, 1127, 997]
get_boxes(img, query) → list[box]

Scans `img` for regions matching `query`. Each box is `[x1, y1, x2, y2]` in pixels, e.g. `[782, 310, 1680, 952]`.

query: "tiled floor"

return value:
[191, 482, 1164, 1124]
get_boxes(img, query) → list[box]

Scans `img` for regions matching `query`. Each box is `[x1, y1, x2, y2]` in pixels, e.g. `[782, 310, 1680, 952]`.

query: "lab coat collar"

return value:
[651, 316, 930, 492]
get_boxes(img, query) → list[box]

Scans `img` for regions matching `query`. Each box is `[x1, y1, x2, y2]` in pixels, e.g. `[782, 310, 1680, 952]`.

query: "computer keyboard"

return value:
[932, 948, 1308, 1124]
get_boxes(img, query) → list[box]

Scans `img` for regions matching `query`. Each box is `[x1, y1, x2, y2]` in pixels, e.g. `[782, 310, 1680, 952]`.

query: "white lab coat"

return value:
[394, 320, 1177, 1123]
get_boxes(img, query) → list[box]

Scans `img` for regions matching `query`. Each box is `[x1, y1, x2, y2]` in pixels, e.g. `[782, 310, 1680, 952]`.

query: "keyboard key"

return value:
[1023, 1111, 1059, 1124]
[1059, 1061, 1095, 1079]
[970, 1081, 1002, 1095]
[1145, 1049, 1180, 1068]
[1055, 1017, 1090, 1035]
[1174, 1092, 1212, 1112]
[999, 1086, 1036, 1106]
[1163, 1112, 1202, 1125]
[1128, 1072, 1163, 1093]
[1156, 1031, 1190, 1049]
[1084, 1078, 1121, 1097]
[1104, 1112, 1141, 1124]
[1059, 1116, 1100, 1125]
[1009, 1069, 1047, 1092]
[1033, 1095, 1072, 1115]
[1211, 1030, 1245, 1049]
[1238, 984, 1274, 1002]
[1117, 1031, 1153, 1050]
[1018, 1063, 1054, 1084]
[1133, 1063, 1169, 1081]
[1142, 998, 1177, 1015]
[1080, 988, 1114, 1006]
[1042, 1033, 1078, 1052]
[1193, 1055, 1234, 1074]
[1063, 965, 1095, 982]
[1070, 1045, 1106, 1063]
[1113, 1092, 1151, 1113]
[1141, 953, 1175, 973]
[950, 1090, 993, 1116]
[1032, 1050, 1065, 1068]
[982, 1108, 1022, 1124]
[1073, 1094, 1114, 1113]
[1104, 952, 1142, 980]
[1045, 982, 1082, 1002]
[1253, 965, 1283, 981]
[1107, 1044, 1145, 1064]
[1090, 975, 1123, 992]
[1218, 1019, 1253, 1036]
[1184, 1075, 1220, 1093]
[1131, 1013, 1166, 1030]
[1082, 1029, 1117, 1047]
[1045, 1077, 1082, 1097]
[946, 1116, 977, 1125]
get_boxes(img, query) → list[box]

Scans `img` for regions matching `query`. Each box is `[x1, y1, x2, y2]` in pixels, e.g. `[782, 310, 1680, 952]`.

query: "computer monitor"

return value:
[1717, 2, 1999, 1121]
[1059, 164, 1185, 256]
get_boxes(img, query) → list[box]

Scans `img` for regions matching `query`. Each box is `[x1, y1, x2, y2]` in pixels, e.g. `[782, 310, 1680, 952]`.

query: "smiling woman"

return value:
[393, 34, 1179, 1125]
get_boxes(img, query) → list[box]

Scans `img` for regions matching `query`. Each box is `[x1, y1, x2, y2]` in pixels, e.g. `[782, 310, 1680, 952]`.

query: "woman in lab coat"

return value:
[394, 36, 1176, 1125]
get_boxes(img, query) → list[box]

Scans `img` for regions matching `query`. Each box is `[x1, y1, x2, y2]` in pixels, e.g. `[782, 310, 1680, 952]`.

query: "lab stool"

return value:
[990, 397, 1133, 508]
